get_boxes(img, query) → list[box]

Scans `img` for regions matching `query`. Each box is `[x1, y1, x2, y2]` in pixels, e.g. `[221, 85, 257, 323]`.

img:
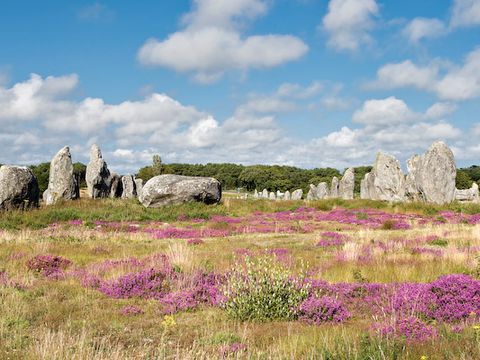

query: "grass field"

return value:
[1, 198, 479, 359]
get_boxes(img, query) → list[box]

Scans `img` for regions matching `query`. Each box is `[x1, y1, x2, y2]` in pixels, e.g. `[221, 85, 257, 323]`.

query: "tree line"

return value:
[2, 160, 479, 196]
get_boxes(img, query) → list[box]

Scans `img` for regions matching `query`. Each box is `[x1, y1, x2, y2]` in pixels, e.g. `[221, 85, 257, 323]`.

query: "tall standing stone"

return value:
[43, 146, 79, 205]
[284, 190, 291, 200]
[262, 189, 268, 199]
[307, 184, 317, 200]
[86, 144, 111, 198]
[420, 141, 456, 204]
[360, 172, 376, 200]
[405, 155, 423, 202]
[109, 173, 123, 198]
[253, 189, 259, 199]
[317, 182, 329, 199]
[135, 178, 144, 197]
[269, 192, 276, 200]
[0, 166, 40, 210]
[122, 175, 137, 199]
[330, 177, 339, 198]
[291, 189, 303, 200]
[338, 168, 354, 200]
[371, 152, 405, 201]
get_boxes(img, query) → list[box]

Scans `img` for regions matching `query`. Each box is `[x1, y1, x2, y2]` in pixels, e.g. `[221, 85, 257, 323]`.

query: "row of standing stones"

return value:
[0, 141, 477, 211]
[0, 144, 222, 211]
[254, 141, 479, 205]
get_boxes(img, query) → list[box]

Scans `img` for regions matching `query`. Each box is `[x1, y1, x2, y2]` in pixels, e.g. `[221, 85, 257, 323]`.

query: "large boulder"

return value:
[86, 144, 111, 198]
[139, 174, 222, 208]
[371, 152, 405, 201]
[122, 175, 137, 199]
[339, 168, 355, 200]
[455, 183, 479, 203]
[43, 146, 79, 205]
[0, 166, 40, 210]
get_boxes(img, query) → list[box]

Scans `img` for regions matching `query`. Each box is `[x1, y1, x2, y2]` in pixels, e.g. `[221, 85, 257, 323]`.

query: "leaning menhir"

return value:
[86, 144, 111, 198]
[0, 165, 40, 210]
[43, 146, 79, 205]
[139, 174, 221, 208]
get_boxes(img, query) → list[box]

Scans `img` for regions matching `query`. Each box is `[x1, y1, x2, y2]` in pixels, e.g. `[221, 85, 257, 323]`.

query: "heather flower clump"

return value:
[26, 254, 72, 278]
[297, 296, 350, 324]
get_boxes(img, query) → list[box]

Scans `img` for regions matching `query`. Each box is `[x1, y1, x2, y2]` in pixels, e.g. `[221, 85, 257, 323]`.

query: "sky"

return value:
[0, 0, 479, 173]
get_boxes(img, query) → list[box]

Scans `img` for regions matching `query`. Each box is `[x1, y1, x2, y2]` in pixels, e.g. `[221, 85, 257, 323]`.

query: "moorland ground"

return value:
[1, 197, 480, 359]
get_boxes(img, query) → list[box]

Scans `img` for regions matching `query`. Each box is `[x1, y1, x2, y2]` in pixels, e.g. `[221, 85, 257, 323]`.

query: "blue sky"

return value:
[0, 0, 479, 173]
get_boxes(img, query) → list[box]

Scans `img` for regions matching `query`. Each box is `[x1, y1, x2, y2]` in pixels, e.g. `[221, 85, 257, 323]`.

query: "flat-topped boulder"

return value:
[139, 174, 221, 208]
[0, 165, 40, 210]
[455, 183, 479, 203]
[86, 144, 111, 198]
[43, 146, 79, 205]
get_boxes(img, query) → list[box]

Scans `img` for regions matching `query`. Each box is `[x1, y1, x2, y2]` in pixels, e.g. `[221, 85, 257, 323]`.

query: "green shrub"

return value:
[223, 256, 309, 321]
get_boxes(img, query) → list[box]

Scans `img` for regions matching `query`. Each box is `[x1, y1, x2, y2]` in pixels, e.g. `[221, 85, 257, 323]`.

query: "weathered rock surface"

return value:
[317, 182, 329, 199]
[455, 183, 479, 203]
[360, 172, 376, 200]
[262, 189, 268, 199]
[339, 168, 354, 200]
[122, 175, 137, 199]
[135, 178, 144, 197]
[330, 177, 339, 198]
[139, 174, 222, 208]
[405, 142, 456, 204]
[86, 144, 111, 198]
[291, 189, 303, 200]
[109, 173, 123, 198]
[43, 146, 79, 205]
[307, 184, 316, 200]
[269, 192, 276, 200]
[0, 165, 40, 210]
[284, 190, 291, 200]
[371, 152, 405, 201]
[405, 155, 423, 202]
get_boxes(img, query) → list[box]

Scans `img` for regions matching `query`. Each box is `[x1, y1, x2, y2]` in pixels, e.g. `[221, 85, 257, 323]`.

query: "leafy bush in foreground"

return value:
[223, 256, 309, 321]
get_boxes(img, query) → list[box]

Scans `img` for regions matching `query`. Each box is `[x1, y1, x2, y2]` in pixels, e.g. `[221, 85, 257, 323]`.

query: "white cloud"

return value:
[370, 48, 480, 101]
[450, 0, 480, 28]
[138, 0, 308, 83]
[425, 102, 457, 119]
[402, 17, 447, 43]
[322, 0, 379, 52]
[353, 97, 416, 126]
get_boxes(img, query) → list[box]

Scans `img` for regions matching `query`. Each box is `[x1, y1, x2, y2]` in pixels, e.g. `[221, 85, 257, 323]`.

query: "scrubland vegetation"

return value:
[1, 198, 480, 359]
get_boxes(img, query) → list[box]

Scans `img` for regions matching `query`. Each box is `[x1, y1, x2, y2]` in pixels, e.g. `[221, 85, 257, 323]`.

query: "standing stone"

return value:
[135, 178, 144, 197]
[122, 175, 137, 199]
[253, 189, 259, 199]
[269, 192, 276, 200]
[455, 183, 479, 203]
[276, 190, 284, 200]
[0, 166, 40, 210]
[360, 172, 376, 200]
[109, 173, 123, 198]
[338, 168, 355, 200]
[317, 182, 329, 199]
[139, 174, 221, 208]
[86, 144, 111, 198]
[43, 146, 79, 205]
[291, 189, 303, 200]
[330, 176, 339, 198]
[420, 141, 456, 204]
[307, 184, 317, 200]
[371, 152, 405, 201]
[405, 155, 423, 202]
[262, 189, 268, 199]
[284, 190, 291, 200]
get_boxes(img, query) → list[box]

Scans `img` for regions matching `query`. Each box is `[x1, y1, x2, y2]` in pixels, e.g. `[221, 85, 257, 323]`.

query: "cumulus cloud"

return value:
[137, 0, 308, 83]
[450, 0, 480, 28]
[370, 48, 480, 101]
[402, 18, 447, 44]
[322, 0, 379, 52]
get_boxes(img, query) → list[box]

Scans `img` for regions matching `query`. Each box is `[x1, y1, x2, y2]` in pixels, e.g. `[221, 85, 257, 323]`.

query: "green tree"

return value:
[456, 170, 473, 189]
